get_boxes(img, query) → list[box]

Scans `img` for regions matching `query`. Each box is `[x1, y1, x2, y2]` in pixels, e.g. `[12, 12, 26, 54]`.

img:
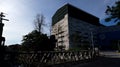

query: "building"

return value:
[98, 25, 120, 50]
[52, 4, 120, 50]
[52, 4, 101, 50]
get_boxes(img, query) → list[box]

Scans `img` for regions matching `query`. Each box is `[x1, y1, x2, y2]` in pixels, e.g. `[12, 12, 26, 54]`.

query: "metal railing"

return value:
[13, 50, 98, 66]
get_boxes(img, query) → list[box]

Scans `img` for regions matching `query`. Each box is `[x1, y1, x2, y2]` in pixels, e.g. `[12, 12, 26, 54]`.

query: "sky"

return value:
[0, 0, 118, 45]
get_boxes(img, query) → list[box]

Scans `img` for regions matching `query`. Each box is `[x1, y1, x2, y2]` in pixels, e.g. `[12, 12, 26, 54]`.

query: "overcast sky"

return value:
[0, 0, 118, 45]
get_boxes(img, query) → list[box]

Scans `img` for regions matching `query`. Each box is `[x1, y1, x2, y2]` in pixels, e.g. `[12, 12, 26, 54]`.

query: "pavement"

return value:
[51, 51, 120, 67]
[100, 51, 120, 58]
[73, 51, 120, 67]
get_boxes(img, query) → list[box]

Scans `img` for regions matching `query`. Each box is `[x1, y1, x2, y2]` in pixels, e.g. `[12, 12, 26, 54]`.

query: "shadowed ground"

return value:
[51, 51, 120, 67]
[73, 57, 120, 67]
[73, 51, 120, 67]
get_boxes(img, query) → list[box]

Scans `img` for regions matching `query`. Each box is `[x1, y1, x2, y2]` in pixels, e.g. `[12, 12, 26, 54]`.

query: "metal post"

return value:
[118, 40, 120, 51]
[91, 31, 94, 50]
[90, 30, 95, 57]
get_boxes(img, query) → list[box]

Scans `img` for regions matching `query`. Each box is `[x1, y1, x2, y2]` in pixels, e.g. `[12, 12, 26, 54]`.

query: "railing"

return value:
[13, 50, 98, 67]
[4, 50, 99, 67]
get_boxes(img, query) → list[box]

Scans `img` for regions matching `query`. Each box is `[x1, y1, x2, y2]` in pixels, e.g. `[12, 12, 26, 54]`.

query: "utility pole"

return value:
[0, 12, 9, 46]
[0, 12, 9, 65]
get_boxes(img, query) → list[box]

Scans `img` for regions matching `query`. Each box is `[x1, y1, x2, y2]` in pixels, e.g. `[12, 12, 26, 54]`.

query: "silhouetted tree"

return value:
[105, 1, 120, 24]
[21, 30, 56, 51]
[7, 44, 21, 66]
[34, 14, 46, 33]
[7, 44, 21, 52]
[49, 35, 57, 51]
[48, 22, 52, 35]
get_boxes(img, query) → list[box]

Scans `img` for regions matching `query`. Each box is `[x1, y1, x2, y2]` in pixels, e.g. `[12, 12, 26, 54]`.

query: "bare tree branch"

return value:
[34, 14, 46, 33]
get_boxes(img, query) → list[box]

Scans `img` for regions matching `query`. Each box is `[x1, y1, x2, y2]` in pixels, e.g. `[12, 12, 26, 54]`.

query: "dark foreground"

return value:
[0, 56, 120, 67]
[73, 57, 120, 67]
[51, 57, 120, 67]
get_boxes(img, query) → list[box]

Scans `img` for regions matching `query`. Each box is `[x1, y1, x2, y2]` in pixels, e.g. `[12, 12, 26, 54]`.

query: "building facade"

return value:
[52, 4, 120, 50]
[98, 26, 120, 50]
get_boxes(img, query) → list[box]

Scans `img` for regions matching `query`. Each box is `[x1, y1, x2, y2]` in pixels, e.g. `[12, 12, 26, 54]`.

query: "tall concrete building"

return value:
[52, 4, 102, 50]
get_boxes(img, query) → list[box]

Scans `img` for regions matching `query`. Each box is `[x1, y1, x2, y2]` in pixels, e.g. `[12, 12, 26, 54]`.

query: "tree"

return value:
[34, 14, 46, 33]
[21, 30, 56, 51]
[105, 1, 120, 24]
[21, 13, 57, 51]
[48, 22, 52, 35]
[7, 44, 21, 52]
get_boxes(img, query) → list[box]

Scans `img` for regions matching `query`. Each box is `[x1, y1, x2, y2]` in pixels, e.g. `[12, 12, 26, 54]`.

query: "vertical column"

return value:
[0, 23, 4, 45]
[0, 12, 8, 66]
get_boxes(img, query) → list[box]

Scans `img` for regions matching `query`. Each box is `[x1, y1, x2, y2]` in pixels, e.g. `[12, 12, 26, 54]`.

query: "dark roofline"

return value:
[67, 3, 98, 19]
[52, 4, 102, 26]
[52, 4, 68, 25]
